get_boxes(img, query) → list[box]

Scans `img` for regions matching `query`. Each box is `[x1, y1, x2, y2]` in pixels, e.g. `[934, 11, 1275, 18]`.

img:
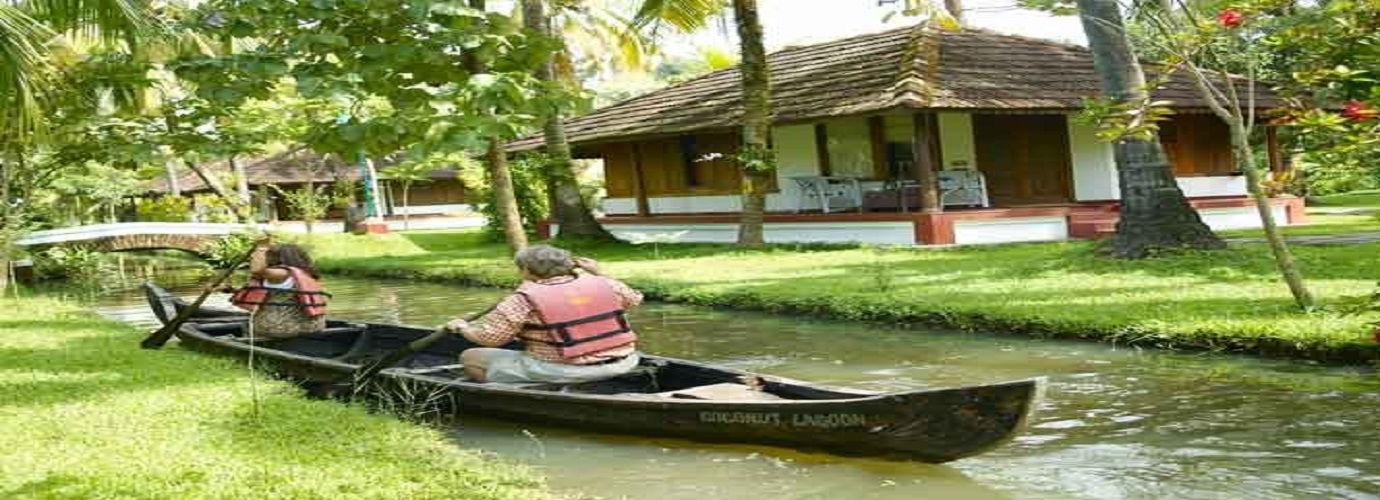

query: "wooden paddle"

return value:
[140, 243, 258, 349]
[349, 302, 500, 386]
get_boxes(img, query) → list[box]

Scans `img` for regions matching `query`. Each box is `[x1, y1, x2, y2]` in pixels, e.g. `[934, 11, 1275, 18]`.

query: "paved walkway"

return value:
[1226, 232, 1380, 246]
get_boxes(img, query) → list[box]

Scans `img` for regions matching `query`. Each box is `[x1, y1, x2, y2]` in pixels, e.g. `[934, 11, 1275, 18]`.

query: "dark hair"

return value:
[267, 243, 320, 279]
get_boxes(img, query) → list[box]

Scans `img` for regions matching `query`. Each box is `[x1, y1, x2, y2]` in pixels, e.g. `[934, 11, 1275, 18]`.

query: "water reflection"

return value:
[90, 274, 1380, 500]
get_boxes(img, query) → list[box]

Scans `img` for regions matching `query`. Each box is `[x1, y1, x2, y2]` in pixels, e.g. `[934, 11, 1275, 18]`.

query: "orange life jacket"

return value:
[518, 276, 637, 360]
[230, 266, 329, 317]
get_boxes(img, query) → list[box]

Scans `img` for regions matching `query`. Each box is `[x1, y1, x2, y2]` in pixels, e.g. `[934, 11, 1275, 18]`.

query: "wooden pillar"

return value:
[813, 123, 832, 176]
[1265, 125, 1284, 173]
[911, 112, 941, 212]
[631, 143, 651, 217]
[868, 116, 889, 179]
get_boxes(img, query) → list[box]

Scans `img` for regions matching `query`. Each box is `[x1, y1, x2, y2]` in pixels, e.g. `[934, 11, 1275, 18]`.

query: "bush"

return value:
[136, 196, 191, 222]
[33, 245, 108, 284]
[459, 153, 549, 241]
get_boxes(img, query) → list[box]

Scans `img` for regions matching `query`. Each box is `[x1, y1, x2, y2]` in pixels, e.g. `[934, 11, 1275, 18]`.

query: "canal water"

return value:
[88, 272, 1379, 499]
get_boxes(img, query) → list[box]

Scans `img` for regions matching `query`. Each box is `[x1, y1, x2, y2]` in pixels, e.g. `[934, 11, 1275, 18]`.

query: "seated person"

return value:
[443, 245, 642, 384]
[229, 235, 328, 339]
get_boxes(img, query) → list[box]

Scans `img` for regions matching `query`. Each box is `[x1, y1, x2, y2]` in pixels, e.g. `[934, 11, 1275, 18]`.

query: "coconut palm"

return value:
[1074, 0, 1224, 257]
[0, 0, 153, 139]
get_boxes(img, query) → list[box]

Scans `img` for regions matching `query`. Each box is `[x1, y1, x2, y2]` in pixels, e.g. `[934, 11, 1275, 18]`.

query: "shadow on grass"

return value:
[0, 322, 235, 409]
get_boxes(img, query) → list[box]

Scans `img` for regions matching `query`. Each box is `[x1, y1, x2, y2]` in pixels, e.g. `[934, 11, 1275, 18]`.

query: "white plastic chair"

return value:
[937, 170, 990, 208]
[790, 176, 863, 213]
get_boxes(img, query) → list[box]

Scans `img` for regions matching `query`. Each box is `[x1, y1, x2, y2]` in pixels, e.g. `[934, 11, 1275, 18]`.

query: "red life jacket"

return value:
[230, 266, 329, 317]
[518, 276, 637, 360]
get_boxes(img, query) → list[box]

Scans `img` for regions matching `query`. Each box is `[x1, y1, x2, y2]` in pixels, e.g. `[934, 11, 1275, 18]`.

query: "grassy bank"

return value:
[0, 295, 550, 499]
[302, 231, 1380, 364]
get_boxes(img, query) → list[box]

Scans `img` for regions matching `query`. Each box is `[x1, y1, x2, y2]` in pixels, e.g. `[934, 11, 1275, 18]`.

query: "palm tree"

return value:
[1, 0, 153, 139]
[631, 0, 775, 247]
[1075, 0, 1225, 258]
[522, 0, 615, 241]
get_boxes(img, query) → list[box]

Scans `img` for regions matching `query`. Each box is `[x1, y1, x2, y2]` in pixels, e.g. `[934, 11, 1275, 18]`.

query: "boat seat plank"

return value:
[644, 383, 786, 401]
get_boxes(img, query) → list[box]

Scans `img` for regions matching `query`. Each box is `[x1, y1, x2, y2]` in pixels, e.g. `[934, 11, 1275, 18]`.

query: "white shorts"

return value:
[485, 350, 641, 384]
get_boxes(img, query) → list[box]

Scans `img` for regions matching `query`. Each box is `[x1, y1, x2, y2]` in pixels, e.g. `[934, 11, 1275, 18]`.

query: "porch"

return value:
[548, 197, 1305, 246]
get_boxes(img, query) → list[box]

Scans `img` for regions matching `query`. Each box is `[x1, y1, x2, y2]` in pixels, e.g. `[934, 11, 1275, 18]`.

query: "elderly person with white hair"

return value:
[443, 245, 643, 383]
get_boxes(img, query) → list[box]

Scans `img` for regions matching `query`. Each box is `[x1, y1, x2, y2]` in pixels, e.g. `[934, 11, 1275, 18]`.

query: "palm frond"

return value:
[0, 5, 55, 141]
[630, 0, 728, 34]
[24, 0, 156, 45]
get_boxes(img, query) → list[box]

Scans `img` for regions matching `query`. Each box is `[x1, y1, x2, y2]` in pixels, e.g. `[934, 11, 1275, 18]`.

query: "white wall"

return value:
[390, 203, 471, 216]
[1177, 176, 1249, 198]
[1198, 205, 1288, 230]
[1068, 120, 1119, 201]
[1065, 120, 1250, 201]
[952, 217, 1070, 245]
[824, 116, 874, 178]
[938, 112, 977, 170]
[773, 124, 822, 212]
[598, 221, 916, 245]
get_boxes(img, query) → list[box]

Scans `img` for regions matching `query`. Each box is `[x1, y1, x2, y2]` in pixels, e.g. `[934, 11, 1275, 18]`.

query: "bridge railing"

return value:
[16, 222, 256, 246]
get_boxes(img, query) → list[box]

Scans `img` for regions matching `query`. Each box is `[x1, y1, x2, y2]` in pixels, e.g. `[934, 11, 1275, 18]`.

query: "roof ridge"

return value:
[888, 24, 944, 108]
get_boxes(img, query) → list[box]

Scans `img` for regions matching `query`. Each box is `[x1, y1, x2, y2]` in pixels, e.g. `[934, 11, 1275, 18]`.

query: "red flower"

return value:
[1341, 100, 1379, 121]
[1372, 325, 1380, 343]
[1217, 9, 1245, 28]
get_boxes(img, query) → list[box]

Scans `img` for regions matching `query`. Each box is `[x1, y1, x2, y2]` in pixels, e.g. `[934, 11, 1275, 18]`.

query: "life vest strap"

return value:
[235, 286, 333, 298]
[522, 310, 632, 348]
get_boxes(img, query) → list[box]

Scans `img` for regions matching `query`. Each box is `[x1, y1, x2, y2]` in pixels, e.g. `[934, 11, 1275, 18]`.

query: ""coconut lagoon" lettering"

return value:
[698, 411, 867, 428]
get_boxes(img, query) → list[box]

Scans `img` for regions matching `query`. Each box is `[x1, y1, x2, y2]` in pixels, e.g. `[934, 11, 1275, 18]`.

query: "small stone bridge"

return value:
[15, 223, 254, 257]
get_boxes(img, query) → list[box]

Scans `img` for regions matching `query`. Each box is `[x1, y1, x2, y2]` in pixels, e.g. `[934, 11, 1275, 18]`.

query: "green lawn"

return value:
[1217, 212, 1380, 239]
[0, 295, 551, 500]
[300, 230, 1380, 364]
[1310, 189, 1380, 209]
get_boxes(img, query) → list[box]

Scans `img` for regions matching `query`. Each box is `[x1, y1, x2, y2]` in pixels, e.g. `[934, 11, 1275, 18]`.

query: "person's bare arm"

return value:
[248, 235, 290, 283]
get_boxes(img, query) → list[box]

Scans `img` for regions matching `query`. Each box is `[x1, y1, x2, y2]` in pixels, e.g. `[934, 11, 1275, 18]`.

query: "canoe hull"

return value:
[145, 283, 1041, 462]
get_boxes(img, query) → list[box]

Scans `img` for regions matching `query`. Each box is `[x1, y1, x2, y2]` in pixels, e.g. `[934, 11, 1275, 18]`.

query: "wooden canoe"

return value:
[142, 282, 1043, 463]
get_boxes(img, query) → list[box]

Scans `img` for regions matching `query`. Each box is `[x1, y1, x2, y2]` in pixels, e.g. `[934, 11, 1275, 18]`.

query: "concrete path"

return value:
[1226, 232, 1380, 246]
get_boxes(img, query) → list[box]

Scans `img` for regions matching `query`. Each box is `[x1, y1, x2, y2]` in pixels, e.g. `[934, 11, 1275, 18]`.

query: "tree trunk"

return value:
[944, 0, 965, 24]
[230, 155, 252, 222]
[467, 0, 526, 253]
[523, 0, 614, 241]
[401, 182, 411, 231]
[1230, 122, 1314, 309]
[183, 159, 248, 220]
[164, 158, 182, 198]
[732, 0, 774, 248]
[1076, 0, 1223, 258]
[487, 138, 528, 252]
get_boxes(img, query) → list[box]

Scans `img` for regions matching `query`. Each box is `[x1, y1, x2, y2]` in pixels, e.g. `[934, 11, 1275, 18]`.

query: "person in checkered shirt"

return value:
[442, 245, 643, 383]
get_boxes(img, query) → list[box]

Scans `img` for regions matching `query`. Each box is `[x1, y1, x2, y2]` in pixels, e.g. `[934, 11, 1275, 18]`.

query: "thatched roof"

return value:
[509, 25, 1281, 150]
[145, 149, 456, 194]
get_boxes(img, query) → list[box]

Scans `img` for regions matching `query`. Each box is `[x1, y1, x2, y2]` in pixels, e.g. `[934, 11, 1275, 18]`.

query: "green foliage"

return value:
[309, 230, 1380, 363]
[461, 154, 550, 240]
[200, 231, 259, 270]
[136, 196, 192, 222]
[190, 193, 239, 223]
[0, 295, 551, 499]
[32, 245, 107, 285]
[1076, 95, 1179, 142]
[735, 143, 777, 174]
[171, 0, 566, 159]
[272, 184, 335, 228]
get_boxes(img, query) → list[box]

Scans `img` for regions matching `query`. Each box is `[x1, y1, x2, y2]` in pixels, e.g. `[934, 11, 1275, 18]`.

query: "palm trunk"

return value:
[231, 155, 252, 222]
[183, 159, 248, 219]
[467, 0, 526, 253]
[401, 182, 412, 231]
[1076, 0, 1223, 258]
[487, 138, 528, 252]
[732, 0, 773, 248]
[164, 157, 182, 219]
[523, 0, 613, 241]
[1230, 123, 1314, 309]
